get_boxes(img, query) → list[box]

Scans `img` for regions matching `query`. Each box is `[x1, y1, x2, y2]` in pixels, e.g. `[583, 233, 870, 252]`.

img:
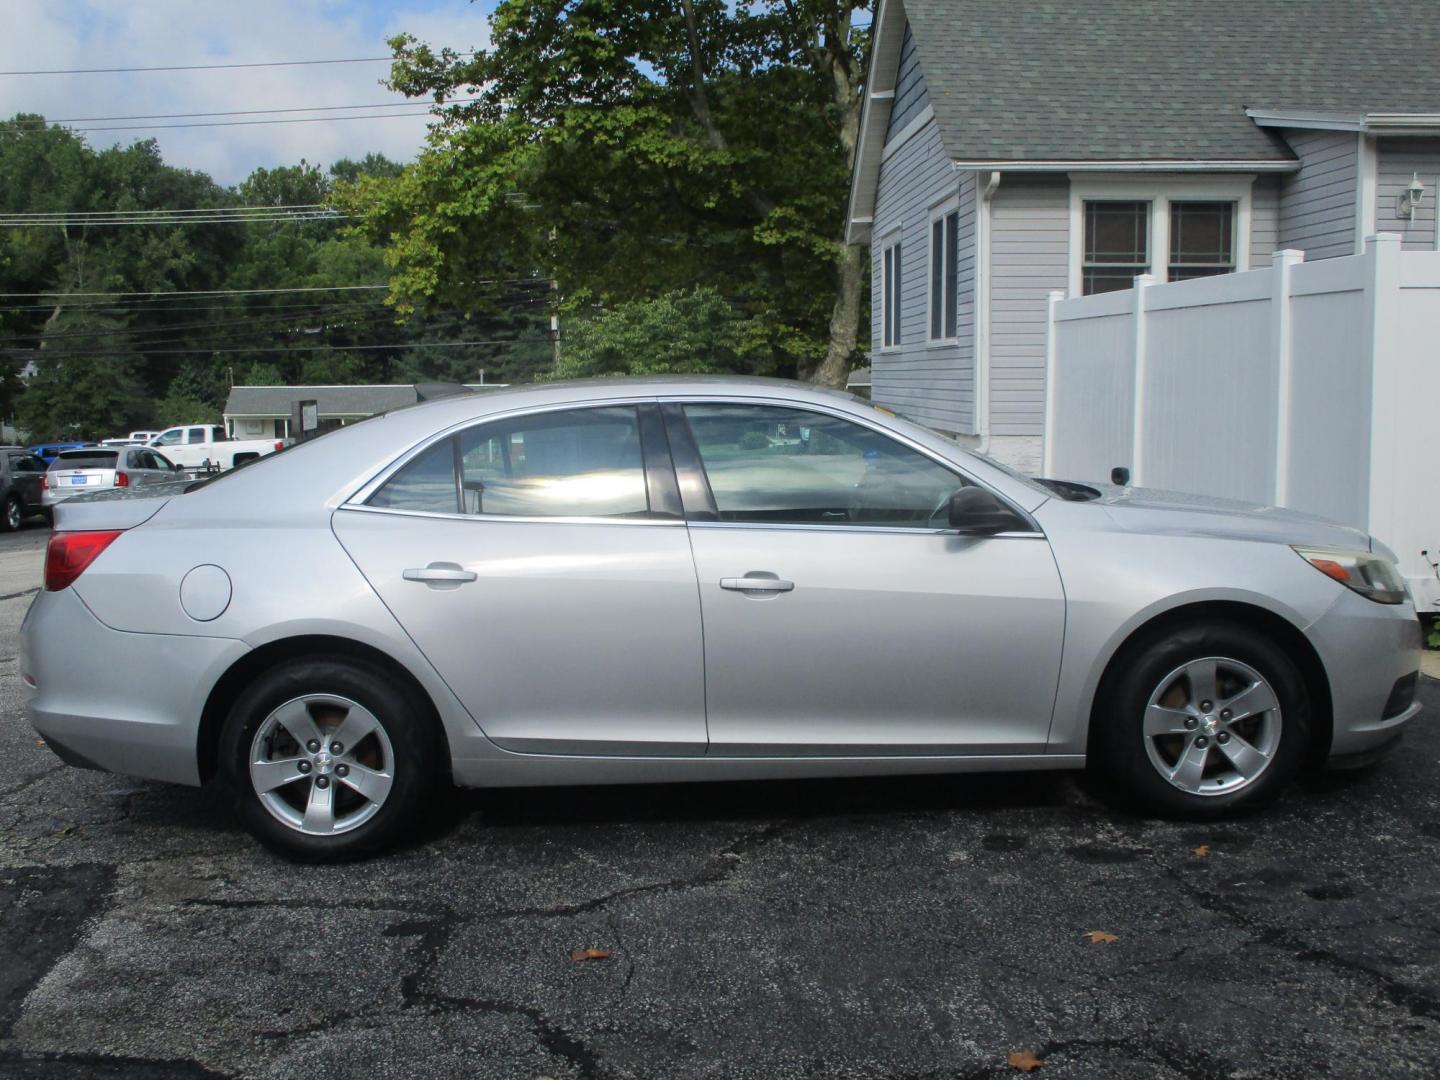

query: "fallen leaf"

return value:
[1083, 930, 1118, 944]
[35, 739, 46, 748]
[1192, 845, 1210, 858]
[1007, 1048, 1045, 1072]
[570, 948, 611, 962]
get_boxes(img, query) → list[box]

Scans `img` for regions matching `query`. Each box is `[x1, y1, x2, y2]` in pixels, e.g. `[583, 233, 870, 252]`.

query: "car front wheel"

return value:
[219, 658, 441, 861]
[1091, 621, 1310, 818]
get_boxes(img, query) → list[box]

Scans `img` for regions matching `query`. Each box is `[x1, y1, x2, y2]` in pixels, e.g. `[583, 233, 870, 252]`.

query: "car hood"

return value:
[1082, 484, 1372, 550]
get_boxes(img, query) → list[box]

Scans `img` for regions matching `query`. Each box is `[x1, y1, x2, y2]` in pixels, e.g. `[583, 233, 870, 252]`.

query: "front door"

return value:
[669, 401, 1066, 756]
[333, 403, 706, 755]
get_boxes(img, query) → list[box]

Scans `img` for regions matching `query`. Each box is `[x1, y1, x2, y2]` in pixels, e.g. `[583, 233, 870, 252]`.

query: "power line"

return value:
[0, 204, 334, 218]
[48, 111, 440, 133]
[0, 280, 548, 300]
[1, 100, 474, 126]
[0, 285, 390, 299]
[3, 338, 546, 358]
[0, 56, 400, 76]
[0, 213, 347, 228]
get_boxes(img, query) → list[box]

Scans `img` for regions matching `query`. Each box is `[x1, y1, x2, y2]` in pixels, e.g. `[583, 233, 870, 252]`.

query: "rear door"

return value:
[666, 400, 1066, 756]
[7, 453, 44, 509]
[332, 401, 708, 755]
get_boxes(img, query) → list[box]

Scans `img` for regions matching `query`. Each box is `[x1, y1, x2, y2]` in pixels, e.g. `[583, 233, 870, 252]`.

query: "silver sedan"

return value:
[20, 378, 1423, 860]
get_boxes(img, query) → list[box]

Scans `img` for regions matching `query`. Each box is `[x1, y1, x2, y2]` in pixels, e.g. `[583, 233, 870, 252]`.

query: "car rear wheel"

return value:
[1, 495, 22, 532]
[1091, 621, 1310, 818]
[219, 658, 440, 861]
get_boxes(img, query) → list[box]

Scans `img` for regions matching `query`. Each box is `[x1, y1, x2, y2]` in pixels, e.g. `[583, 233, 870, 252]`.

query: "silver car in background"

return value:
[43, 446, 179, 507]
[20, 378, 1423, 861]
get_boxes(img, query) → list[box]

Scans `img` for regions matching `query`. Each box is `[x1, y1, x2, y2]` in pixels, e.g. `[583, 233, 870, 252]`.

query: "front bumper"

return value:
[21, 586, 250, 785]
[1306, 586, 1424, 758]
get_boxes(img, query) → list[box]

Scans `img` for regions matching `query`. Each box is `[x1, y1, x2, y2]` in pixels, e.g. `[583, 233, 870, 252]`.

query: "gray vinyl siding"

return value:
[988, 175, 1069, 437]
[886, 23, 930, 139]
[1375, 137, 1440, 251]
[870, 118, 975, 433]
[1251, 174, 1280, 265]
[1279, 130, 1358, 260]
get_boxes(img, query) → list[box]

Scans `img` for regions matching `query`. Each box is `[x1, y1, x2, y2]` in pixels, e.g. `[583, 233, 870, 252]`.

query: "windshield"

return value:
[855, 397, 1054, 497]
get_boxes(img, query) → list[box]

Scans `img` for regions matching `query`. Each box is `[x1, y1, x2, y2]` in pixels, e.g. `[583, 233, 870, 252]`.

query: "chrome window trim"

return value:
[337, 502, 687, 528]
[344, 396, 664, 513]
[664, 394, 1044, 534]
[686, 520, 1045, 538]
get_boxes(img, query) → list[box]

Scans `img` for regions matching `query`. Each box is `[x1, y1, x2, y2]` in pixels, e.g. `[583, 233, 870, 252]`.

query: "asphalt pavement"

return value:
[0, 529, 1438, 1079]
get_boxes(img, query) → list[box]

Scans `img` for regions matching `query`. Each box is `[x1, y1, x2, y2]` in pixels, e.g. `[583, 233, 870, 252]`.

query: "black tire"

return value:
[39, 507, 53, 527]
[0, 494, 22, 532]
[1090, 621, 1311, 819]
[219, 657, 441, 862]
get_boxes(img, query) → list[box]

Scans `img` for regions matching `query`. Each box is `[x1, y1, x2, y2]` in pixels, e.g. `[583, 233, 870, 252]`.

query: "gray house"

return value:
[848, 0, 1440, 471]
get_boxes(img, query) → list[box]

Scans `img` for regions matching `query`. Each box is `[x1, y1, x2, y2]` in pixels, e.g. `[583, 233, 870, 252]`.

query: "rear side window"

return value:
[187, 428, 207, 443]
[52, 451, 118, 469]
[368, 406, 651, 519]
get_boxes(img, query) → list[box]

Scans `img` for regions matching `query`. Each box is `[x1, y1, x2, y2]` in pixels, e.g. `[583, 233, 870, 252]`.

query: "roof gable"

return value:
[848, 0, 1440, 240]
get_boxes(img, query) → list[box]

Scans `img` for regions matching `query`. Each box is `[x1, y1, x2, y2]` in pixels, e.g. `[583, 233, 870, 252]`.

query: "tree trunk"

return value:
[812, 241, 865, 388]
[807, 0, 866, 388]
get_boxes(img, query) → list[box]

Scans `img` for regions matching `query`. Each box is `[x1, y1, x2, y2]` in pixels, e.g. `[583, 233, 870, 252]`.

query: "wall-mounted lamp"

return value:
[1399, 173, 1426, 220]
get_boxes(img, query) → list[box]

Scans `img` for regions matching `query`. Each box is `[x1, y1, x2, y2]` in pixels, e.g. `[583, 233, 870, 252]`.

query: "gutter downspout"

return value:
[974, 169, 1002, 453]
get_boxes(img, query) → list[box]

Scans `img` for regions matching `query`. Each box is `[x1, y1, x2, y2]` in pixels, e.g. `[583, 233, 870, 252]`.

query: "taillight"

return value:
[40, 474, 48, 490]
[114, 471, 129, 487]
[274, 441, 283, 451]
[45, 530, 122, 592]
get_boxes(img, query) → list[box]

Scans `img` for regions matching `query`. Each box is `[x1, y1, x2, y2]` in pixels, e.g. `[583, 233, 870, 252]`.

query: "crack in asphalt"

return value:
[0, 765, 65, 805]
[486, 821, 790, 921]
[1161, 862, 1440, 1023]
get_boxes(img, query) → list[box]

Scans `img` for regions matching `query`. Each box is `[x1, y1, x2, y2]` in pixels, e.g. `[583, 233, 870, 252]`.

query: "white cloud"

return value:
[0, 0, 493, 187]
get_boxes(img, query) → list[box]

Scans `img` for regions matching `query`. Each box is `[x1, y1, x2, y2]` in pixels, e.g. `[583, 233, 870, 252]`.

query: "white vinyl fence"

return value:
[1044, 233, 1440, 612]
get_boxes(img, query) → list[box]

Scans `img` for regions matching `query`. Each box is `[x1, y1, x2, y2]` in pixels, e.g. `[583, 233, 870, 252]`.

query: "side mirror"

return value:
[947, 486, 1029, 535]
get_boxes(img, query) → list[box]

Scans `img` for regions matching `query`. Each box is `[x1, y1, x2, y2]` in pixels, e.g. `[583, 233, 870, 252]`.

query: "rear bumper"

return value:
[1307, 589, 1424, 758]
[21, 587, 250, 785]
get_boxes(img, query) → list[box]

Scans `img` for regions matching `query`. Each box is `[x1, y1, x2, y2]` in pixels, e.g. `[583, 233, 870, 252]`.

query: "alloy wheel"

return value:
[1141, 656, 1282, 797]
[6, 499, 20, 530]
[248, 694, 395, 836]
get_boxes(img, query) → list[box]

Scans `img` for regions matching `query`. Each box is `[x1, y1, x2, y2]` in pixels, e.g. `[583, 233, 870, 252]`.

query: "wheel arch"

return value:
[1085, 600, 1334, 767]
[197, 634, 450, 784]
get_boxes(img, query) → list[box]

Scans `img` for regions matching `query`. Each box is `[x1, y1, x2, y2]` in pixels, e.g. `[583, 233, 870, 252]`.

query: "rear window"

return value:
[52, 451, 118, 469]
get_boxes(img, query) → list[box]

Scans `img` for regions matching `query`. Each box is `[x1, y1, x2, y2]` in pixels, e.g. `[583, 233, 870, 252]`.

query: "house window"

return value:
[1082, 201, 1150, 295]
[929, 208, 959, 340]
[1168, 201, 1235, 280]
[882, 237, 902, 348]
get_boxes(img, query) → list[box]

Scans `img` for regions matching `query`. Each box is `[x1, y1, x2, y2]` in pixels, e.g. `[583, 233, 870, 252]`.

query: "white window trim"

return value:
[1067, 174, 1255, 297]
[878, 223, 903, 352]
[927, 195, 961, 346]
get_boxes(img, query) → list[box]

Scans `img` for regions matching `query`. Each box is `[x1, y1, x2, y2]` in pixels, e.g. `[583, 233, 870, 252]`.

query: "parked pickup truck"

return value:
[148, 424, 286, 470]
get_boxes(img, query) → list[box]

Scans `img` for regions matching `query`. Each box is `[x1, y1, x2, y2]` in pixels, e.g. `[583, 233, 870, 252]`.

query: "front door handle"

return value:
[720, 574, 795, 593]
[403, 562, 477, 589]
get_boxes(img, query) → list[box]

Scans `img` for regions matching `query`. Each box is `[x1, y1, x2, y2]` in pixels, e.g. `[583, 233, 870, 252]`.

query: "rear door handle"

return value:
[403, 562, 477, 589]
[720, 574, 795, 593]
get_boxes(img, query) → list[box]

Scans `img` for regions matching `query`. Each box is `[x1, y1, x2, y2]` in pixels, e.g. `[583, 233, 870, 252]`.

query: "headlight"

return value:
[1293, 547, 1409, 605]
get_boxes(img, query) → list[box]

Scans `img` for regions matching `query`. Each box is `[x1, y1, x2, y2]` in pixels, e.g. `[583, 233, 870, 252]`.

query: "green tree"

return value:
[555, 288, 759, 378]
[340, 0, 869, 385]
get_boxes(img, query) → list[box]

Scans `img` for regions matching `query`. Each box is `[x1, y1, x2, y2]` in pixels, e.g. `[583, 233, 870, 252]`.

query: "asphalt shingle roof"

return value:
[224, 385, 421, 417]
[902, 0, 1440, 163]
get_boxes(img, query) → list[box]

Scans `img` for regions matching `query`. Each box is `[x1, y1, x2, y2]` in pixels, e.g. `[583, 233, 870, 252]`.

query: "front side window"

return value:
[1169, 201, 1235, 280]
[368, 406, 651, 519]
[1083, 200, 1150, 295]
[154, 429, 182, 446]
[881, 237, 902, 348]
[682, 403, 962, 528]
[929, 208, 960, 340]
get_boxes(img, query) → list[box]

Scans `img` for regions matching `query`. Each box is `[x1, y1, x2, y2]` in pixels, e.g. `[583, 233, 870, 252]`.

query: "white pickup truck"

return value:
[147, 424, 287, 471]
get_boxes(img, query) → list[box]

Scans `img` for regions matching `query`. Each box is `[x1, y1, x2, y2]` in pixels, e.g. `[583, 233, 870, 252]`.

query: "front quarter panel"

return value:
[1037, 499, 1350, 755]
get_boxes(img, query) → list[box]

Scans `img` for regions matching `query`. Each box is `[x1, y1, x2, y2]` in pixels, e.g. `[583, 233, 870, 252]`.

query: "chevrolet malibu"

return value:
[21, 378, 1423, 860]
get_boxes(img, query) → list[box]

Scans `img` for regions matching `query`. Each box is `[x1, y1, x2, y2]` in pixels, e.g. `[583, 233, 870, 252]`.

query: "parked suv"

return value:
[0, 448, 50, 530]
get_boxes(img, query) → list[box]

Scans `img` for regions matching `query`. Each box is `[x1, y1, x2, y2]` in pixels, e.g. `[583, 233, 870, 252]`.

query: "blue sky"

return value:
[0, 1, 501, 186]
